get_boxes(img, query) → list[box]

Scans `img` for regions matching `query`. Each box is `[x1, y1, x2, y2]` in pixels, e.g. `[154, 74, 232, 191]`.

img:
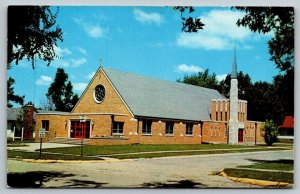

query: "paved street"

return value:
[7, 150, 293, 188]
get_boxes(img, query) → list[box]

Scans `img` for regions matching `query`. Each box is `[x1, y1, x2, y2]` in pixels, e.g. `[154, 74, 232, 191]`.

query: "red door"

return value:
[238, 129, 244, 143]
[70, 121, 90, 138]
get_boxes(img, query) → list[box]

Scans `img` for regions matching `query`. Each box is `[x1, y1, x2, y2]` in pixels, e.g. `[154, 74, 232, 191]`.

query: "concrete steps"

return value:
[48, 138, 90, 145]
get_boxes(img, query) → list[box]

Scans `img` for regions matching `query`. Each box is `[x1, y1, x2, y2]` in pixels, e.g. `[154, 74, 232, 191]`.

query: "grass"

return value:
[223, 168, 294, 184]
[7, 143, 290, 160]
[223, 159, 294, 185]
[238, 159, 294, 171]
[7, 150, 103, 161]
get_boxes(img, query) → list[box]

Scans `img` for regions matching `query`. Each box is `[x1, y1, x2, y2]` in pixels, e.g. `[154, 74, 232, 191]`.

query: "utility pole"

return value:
[79, 115, 87, 159]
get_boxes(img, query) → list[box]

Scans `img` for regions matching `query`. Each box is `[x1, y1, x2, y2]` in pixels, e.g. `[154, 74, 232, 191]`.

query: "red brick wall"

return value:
[201, 121, 228, 144]
[35, 68, 264, 146]
[211, 100, 230, 122]
[23, 105, 34, 139]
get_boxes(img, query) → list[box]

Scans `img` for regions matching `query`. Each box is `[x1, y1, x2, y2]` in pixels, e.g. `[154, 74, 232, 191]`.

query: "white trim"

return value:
[71, 112, 127, 116]
[93, 87, 105, 104]
[142, 133, 152, 136]
[101, 69, 135, 118]
[68, 120, 70, 138]
[37, 112, 70, 115]
[37, 112, 127, 116]
[112, 133, 124, 136]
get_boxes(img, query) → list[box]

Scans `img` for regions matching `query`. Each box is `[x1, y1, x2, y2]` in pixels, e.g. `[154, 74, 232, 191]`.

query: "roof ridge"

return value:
[103, 67, 221, 93]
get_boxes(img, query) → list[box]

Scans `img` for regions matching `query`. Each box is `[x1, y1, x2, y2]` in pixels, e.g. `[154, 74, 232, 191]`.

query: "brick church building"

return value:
[35, 51, 265, 145]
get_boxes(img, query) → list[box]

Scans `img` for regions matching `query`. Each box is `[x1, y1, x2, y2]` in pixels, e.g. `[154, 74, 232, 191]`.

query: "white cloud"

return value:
[71, 57, 87, 67]
[73, 82, 88, 92]
[216, 74, 228, 82]
[177, 33, 229, 50]
[86, 71, 96, 79]
[35, 75, 53, 86]
[54, 60, 70, 68]
[176, 9, 255, 50]
[86, 25, 105, 38]
[73, 17, 106, 39]
[52, 57, 87, 68]
[176, 64, 204, 73]
[78, 47, 87, 55]
[133, 9, 164, 25]
[53, 45, 72, 57]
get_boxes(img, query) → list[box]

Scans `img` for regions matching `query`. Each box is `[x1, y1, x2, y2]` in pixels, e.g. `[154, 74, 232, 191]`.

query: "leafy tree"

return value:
[178, 69, 286, 124]
[273, 69, 294, 117]
[46, 68, 79, 112]
[177, 69, 219, 90]
[175, 7, 294, 73]
[15, 103, 35, 138]
[235, 7, 294, 72]
[8, 6, 63, 69]
[261, 120, 279, 146]
[248, 81, 284, 124]
[173, 6, 204, 32]
[175, 7, 294, 122]
[39, 97, 56, 111]
[7, 77, 24, 107]
[219, 71, 252, 99]
[64, 81, 79, 112]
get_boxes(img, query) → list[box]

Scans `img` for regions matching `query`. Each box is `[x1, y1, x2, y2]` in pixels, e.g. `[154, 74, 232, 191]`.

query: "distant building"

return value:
[278, 116, 294, 142]
[7, 105, 35, 139]
[35, 51, 264, 145]
[7, 107, 22, 138]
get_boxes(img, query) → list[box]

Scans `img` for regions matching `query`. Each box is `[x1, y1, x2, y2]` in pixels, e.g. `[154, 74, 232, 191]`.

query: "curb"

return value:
[21, 158, 133, 164]
[219, 170, 290, 187]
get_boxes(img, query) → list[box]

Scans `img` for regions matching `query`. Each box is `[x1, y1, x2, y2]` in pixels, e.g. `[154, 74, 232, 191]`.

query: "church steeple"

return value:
[231, 45, 237, 79]
[228, 45, 239, 144]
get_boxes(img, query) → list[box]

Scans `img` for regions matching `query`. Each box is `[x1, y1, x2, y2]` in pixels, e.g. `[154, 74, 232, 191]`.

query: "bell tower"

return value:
[228, 46, 239, 144]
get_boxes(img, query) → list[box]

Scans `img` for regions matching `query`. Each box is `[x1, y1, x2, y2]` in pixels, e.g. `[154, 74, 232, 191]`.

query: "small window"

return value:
[186, 123, 193, 135]
[216, 112, 218, 121]
[165, 121, 174, 135]
[225, 112, 228, 121]
[112, 122, 124, 134]
[142, 120, 152, 134]
[42, 120, 49, 131]
[220, 112, 223, 121]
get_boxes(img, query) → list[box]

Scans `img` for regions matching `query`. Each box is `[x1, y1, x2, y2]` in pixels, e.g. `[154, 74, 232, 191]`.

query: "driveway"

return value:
[7, 150, 293, 188]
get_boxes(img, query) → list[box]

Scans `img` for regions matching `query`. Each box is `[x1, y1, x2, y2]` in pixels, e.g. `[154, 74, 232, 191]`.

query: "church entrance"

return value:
[238, 129, 244, 143]
[70, 120, 90, 139]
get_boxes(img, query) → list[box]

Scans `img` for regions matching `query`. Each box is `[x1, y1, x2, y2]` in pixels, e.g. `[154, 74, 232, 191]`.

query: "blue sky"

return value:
[8, 6, 279, 108]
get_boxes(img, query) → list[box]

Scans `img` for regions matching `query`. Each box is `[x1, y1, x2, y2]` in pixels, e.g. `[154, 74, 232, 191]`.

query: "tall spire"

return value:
[231, 44, 237, 79]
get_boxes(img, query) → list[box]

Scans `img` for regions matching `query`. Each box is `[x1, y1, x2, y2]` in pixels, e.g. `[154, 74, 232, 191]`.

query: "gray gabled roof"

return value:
[7, 107, 22, 121]
[104, 68, 225, 121]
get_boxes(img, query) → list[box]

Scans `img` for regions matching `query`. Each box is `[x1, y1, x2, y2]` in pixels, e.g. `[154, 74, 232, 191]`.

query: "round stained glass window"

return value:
[94, 84, 105, 103]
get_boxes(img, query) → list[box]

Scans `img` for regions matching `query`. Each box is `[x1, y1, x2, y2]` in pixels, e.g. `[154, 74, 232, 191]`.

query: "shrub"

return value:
[261, 120, 279, 146]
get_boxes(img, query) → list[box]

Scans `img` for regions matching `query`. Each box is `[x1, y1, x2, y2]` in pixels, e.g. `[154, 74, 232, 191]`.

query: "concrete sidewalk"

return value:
[7, 143, 79, 152]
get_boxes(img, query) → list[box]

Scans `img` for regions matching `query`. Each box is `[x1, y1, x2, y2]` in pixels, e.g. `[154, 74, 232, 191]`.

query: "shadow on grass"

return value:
[7, 171, 107, 188]
[141, 179, 206, 188]
[246, 159, 294, 164]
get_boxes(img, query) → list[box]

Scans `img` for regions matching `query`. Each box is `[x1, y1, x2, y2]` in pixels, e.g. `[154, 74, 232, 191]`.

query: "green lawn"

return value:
[7, 143, 290, 160]
[223, 168, 293, 184]
[223, 159, 294, 185]
[7, 150, 103, 160]
[238, 159, 294, 171]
